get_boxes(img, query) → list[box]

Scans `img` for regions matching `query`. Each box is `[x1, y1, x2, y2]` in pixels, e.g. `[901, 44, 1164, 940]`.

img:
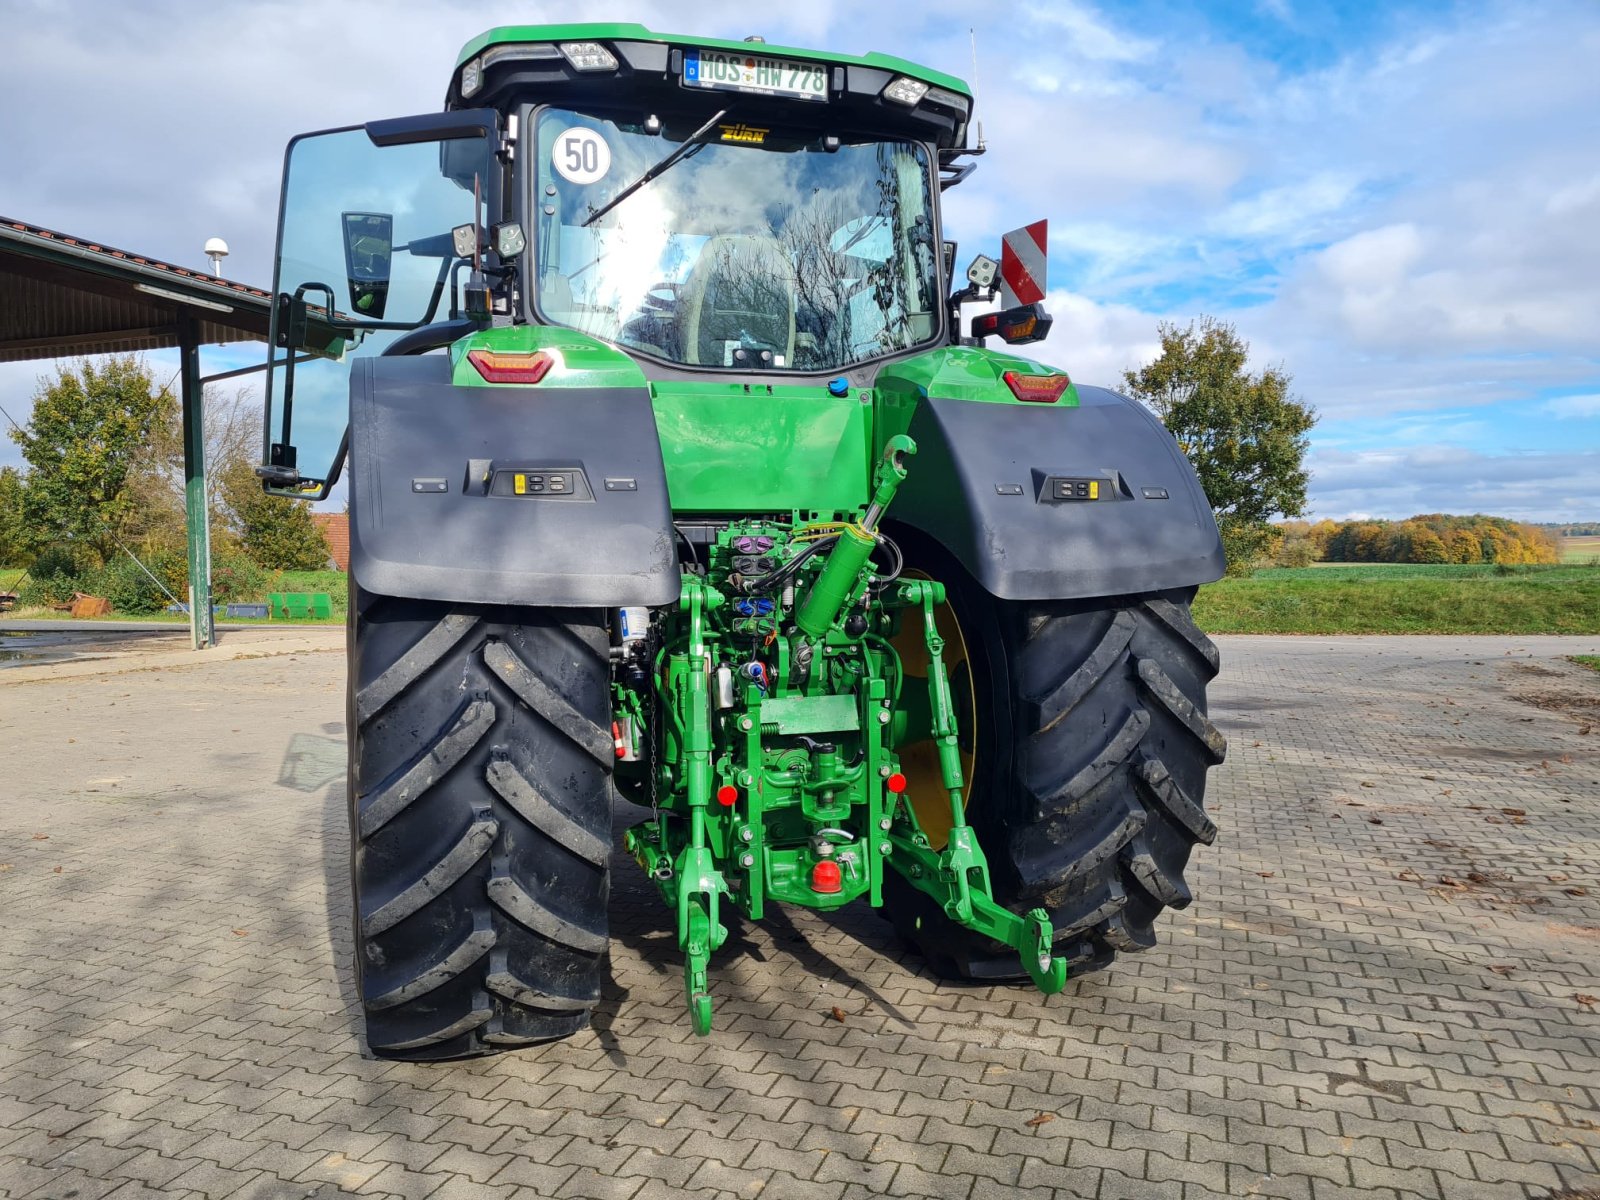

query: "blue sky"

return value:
[1, 0, 1596, 520]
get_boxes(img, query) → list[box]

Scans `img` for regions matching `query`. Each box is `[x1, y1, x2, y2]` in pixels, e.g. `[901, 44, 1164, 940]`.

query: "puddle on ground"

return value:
[0, 628, 175, 668]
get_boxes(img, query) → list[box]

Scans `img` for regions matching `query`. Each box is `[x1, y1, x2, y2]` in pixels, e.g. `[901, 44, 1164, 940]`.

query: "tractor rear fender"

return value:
[347, 355, 679, 606]
[886, 386, 1224, 601]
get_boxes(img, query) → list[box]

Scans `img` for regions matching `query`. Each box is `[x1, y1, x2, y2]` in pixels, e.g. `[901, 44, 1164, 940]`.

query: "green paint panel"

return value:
[651, 382, 870, 513]
[872, 345, 1080, 458]
[449, 325, 647, 389]
[760, 695, 860, 735]
[456, 23, 971, 95]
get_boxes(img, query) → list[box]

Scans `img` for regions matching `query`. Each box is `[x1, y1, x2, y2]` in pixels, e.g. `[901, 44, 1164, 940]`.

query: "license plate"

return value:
[683, 49, 828, 102]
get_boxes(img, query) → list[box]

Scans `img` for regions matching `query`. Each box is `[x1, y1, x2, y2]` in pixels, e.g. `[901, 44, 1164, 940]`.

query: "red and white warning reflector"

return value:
[998, 220, 1047, 309]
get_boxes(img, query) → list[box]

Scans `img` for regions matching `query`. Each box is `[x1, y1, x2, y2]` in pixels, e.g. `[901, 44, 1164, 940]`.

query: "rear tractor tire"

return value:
[347, 589, 615, 1059]
[887, 534, 1225, 982]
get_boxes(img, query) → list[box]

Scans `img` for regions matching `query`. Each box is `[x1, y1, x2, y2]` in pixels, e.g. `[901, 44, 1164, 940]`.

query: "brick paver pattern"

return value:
[2, 631, 1598, 1199]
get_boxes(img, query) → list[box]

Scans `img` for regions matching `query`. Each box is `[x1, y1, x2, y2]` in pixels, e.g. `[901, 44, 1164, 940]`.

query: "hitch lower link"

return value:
[886, 578, 1070, 997]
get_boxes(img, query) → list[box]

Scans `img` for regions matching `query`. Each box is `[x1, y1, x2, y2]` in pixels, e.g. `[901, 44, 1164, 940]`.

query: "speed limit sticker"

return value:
[553, 128, 611, 185]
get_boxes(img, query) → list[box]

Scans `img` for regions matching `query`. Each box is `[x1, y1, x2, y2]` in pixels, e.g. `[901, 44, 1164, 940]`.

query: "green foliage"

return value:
[1572, 655, 1600, 673]
[1123, 318, 1316, 527]
[236, 493, 331, 570]
[0, 466, 31, 565]
[8, 357, 178, 562]
[1217, 515, 1274, 577]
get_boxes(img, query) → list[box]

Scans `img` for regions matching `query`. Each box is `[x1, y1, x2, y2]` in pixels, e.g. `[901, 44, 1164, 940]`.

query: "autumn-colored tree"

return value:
[1447, 529, 1482, 563]
[1318, 514, 1563, 564]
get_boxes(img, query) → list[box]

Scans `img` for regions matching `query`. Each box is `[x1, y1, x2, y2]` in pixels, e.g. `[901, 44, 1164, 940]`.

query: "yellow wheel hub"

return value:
[890, 571, 976, 850]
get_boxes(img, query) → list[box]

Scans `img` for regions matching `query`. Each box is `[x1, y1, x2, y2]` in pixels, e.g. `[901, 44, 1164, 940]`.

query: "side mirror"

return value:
[965, 254, 998, 289]
[972, 301, 1052, 346]
[341, 211, 393, 318]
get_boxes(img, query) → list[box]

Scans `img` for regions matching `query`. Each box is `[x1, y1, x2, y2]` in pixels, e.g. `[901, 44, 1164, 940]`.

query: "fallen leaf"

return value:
[1252, 741, 1262, 747]
[232, 929, 249, 937]
[1559, 754, 1573, 764]
[829, 1006, 845, 1023]
[1396, 871, 1422, 882]
[1565, 888, 1589, 897]
[1420, 774, 1436, 782]
[51, 866, 62, 875]
[1257, 871, 1275, 878]
[1025, 1112, 1056, 1128]
[1368, 817, 1384, 825]
[1360, 781, 1375, 789]
[1579, 724, 1592, 736]
[0, 864, 11, 872]
[1549, 874, 1570, 882]
[31, 834, 48, 841]
[1576, 995, 1598, 1008]
[1489, 965, 1515, 976]
[1502, 808, 1526, 817]
[1485, 816, 1504, 824]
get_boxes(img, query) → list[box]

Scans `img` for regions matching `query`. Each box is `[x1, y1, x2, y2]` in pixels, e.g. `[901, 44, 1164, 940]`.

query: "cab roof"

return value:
[455, 23, 972, 98]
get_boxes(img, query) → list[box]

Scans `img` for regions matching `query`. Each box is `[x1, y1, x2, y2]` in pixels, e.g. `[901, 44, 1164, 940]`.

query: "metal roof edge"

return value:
[0, 217, 273, 314]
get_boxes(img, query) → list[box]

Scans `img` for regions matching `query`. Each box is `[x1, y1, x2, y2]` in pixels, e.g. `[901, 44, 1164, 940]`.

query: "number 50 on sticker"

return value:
[553, 128, 610, 185]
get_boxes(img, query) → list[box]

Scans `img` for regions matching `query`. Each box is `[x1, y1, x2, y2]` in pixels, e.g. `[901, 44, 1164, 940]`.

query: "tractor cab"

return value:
[260, 25, 979, 499]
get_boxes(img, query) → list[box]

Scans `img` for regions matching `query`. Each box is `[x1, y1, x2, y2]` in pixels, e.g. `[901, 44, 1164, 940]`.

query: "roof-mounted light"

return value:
[882, 76, 930, 107]
[460, 42, 564, 96]
[560, 41, 619, 72]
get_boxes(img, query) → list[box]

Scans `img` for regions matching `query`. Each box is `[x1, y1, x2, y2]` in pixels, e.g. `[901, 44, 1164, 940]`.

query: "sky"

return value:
[1, 0, 1596, 522]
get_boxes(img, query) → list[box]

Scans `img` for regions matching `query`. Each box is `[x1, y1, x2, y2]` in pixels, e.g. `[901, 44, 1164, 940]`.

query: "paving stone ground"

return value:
[2, 627, 1599, 1200]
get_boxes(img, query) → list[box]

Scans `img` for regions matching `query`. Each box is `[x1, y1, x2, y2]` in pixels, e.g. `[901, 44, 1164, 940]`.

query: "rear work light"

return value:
[882, 76, 930, 106]
[1002, 371, 1071, 403]
[467, 349, 553, 384]
[560, 41, 619, 71]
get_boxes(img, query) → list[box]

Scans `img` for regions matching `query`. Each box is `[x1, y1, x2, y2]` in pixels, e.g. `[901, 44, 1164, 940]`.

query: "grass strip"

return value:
[1196, 569, 1600, 634]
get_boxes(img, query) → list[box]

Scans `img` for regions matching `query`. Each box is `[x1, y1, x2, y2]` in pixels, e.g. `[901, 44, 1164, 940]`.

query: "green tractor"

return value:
[259, 23, 1226, 1058]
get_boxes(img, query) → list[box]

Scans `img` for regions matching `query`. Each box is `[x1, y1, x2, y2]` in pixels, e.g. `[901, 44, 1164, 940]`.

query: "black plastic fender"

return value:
[348, 356, 680, 606]
[886, 386, 1224, 601]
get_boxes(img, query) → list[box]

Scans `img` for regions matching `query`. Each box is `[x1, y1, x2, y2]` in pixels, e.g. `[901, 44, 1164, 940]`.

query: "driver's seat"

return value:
[679, 235, 797, 367]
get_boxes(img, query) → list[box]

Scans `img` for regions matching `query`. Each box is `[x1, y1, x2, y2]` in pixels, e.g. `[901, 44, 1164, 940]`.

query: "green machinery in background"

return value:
[258, 24, 1226, 1056]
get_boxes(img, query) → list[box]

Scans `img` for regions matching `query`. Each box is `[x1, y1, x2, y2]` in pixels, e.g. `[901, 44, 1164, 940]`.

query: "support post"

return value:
[178, 312, 213, 650]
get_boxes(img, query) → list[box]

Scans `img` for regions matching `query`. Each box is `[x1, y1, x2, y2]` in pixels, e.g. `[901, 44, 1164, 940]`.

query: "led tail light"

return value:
[1002, 371, 1071, 403]
[467, 349, 553, 384]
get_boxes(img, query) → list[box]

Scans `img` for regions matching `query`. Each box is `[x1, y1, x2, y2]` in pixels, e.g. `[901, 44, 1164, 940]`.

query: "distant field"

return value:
[1197, 562, 1600, 634]
[1562, 535, 1600, 563]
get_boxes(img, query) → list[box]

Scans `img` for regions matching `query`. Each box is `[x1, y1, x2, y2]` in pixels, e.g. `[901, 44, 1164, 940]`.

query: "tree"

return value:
[0, 466, 31, 566]
[1123, 318, 1316, 574]
[204, 388, 330, 570]
[9, 357, 177, 563]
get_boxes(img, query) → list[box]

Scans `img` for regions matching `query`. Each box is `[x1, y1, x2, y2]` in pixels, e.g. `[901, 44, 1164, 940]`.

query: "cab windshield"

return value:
[532, 108, 941, 372]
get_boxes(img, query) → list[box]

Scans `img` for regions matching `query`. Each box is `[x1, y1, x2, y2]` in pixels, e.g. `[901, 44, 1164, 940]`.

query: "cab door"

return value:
[259, 111, 499, 498]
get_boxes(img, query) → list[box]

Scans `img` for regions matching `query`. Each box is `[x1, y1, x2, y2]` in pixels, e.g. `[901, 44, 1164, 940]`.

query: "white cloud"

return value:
[1307, 445, 1600, 521]
[1542, 394, 1600, 419]
[1029, 4, 1158, 63]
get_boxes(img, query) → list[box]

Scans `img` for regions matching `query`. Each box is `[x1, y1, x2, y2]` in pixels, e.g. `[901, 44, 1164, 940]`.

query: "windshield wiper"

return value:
[582, 108, 729, 228]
